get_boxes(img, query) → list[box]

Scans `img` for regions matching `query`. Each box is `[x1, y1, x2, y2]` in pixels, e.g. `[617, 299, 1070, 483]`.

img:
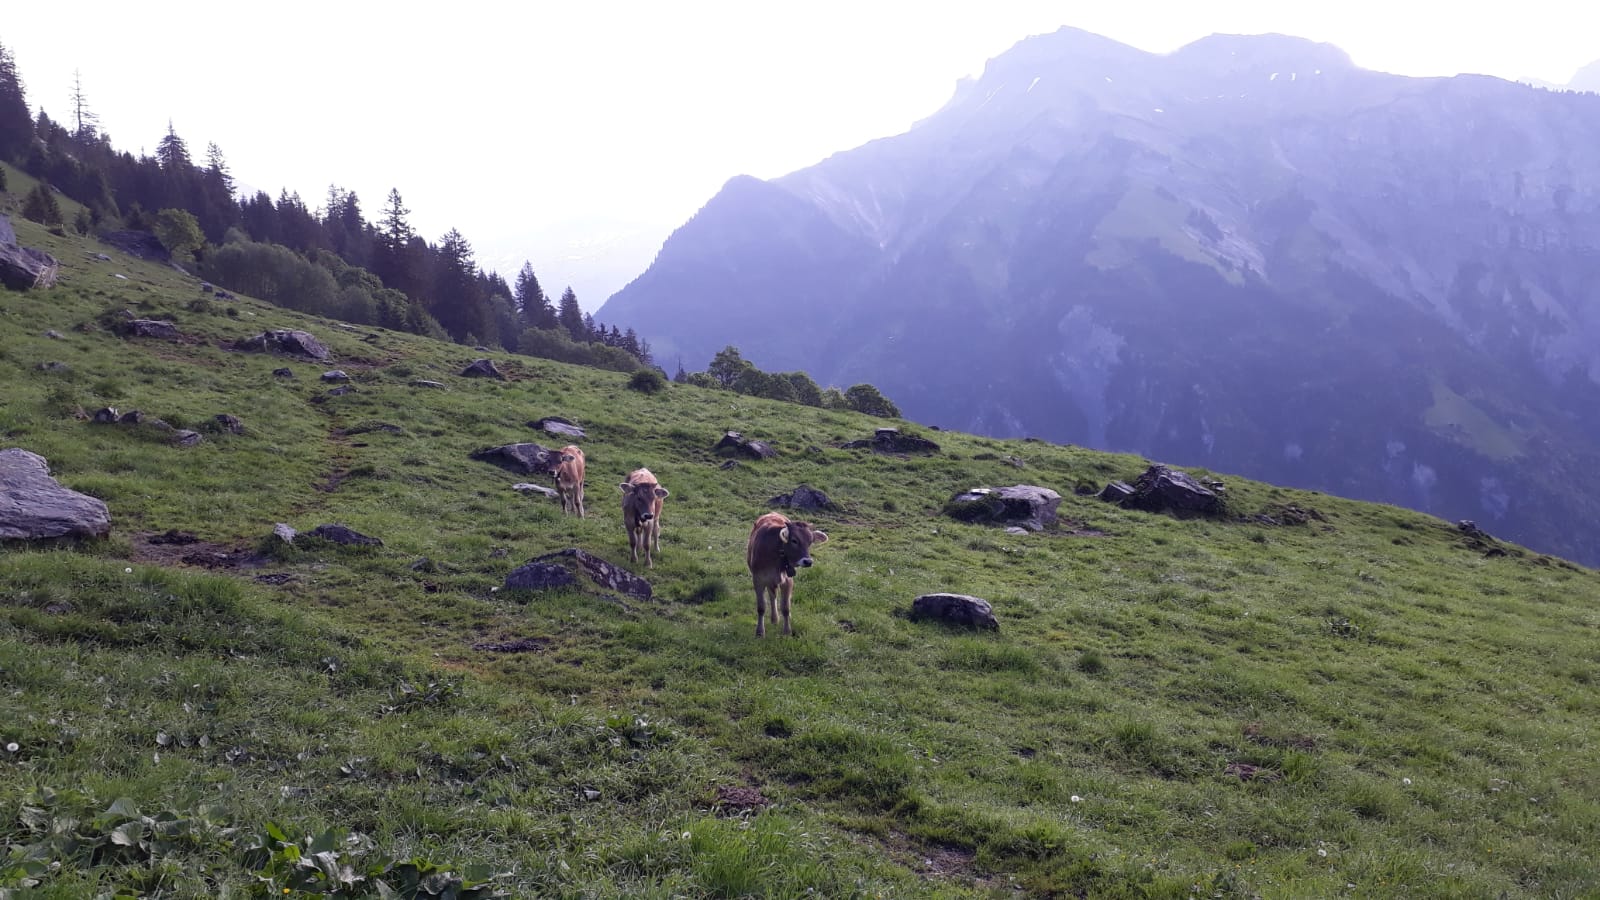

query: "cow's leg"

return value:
[779, 577, 794, 637]
[754, 578, 768, 637]
[651, 517, 661, 555]
[629, 524, 639, 564]
[576, 484, 585, 518]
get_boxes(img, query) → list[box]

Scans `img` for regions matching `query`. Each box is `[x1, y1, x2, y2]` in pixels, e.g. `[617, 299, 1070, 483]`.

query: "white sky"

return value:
[5, 1, 1597, 309]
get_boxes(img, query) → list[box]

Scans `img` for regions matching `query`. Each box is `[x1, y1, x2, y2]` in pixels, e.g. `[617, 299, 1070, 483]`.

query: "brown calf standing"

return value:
[746, 511, 829, 637]
[554, 445, 586, 517]
[620, 467, 669, 567]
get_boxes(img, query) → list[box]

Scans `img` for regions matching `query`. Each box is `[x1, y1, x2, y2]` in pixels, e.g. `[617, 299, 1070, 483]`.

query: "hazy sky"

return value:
[5, 2, 1597, 308]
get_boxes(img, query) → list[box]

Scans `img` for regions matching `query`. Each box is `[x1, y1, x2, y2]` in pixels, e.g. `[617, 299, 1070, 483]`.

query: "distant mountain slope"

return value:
[599, 28, 1600, 565]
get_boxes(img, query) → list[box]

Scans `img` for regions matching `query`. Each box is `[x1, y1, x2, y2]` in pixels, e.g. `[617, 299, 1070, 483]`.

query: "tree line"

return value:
[677, 346, 900, 417]
[0, 42, 651, 370]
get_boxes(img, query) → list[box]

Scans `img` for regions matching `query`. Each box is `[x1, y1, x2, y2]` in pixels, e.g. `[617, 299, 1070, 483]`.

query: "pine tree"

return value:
[557, 287, 584, 340]
[155, 121, 191, 170]
[204, 142, 234, 194]
[69, 69, 99, 139]
[515, 262, 555, 330]
[0, 41, 33, 161]
[376, 188, 417, 295]
[21, 183, 63, 226]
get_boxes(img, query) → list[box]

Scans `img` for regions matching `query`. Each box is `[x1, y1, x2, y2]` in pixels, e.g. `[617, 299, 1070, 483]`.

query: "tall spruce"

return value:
[557, 287, 585, 340]
[69, 69, 99, 139]
[514, 262, 556, 330]
[0, 42, 32, 161]
[376, 188, 417, 295]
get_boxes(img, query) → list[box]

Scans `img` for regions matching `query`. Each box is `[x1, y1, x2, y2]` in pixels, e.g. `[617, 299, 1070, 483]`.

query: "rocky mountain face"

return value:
[599, 28, 1600, 565]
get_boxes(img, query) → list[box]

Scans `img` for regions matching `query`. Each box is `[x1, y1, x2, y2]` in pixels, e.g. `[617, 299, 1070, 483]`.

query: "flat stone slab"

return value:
[512, 483, 561, 499]
[471, 442, 559, 475]
[306, 524, 382, 546]
[944, 485, 1061, 532]
[233, 329, 330, 360]
[0, 448, 111, 541]
[531, 417, 586, 439]
[510, 548, 652, 600]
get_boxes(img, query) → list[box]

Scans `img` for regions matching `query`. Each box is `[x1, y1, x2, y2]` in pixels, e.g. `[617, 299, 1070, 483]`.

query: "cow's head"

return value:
[778, 521, 828, 575]
[619, 480, 669, 523]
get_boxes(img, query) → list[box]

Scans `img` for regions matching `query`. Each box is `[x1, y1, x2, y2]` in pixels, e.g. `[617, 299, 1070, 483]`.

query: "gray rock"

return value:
[471, 442, 559, 475]
[715, 431, 776, 459]
[34, 361, 69, 373]
[412, 379, 446, 388]
[118, 319, 181, 340]
[531, 417, 586, 439]
[44, 330, 64, 340]
[233, 329, 330, 360]
[0, 448, 112, 541]
[769, 484, 835, 511]
[306, 524, 383, 546]
[272, 522, 298, 543]
[272, 367, 294, 378]
[1097, 481, 1136, 503]
[212, 414, 245, 434]
[91, 407, 120, 424]
[910, 593, 999, 631]
[460, 358, 505, 379]
[842, 428, 940, 455]
[116, 410, 144, 425]
[0, 241, 61, 290]
[1004, 526, 1029, 535]
[944, 485, 1061, 531]
[517, 548, 653, 600]
[503, 562, 578, 592]
[1119, 465, 1224, 516]
[512, 483, 561, 499]
[200, 282, 213, 293]
[172, 430, 203, 448]
[321, 370, 350, 382]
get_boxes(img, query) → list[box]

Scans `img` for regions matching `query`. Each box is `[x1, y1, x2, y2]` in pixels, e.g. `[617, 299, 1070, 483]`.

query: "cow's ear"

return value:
[811, 530, 829, 546]
[654, 486, 670, 498]
[778, 526, 790, 543]
[618, 482, 632, 492]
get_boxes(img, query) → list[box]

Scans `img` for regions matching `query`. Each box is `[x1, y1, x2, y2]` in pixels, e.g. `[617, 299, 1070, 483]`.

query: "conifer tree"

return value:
[0, 42, 33, 161]
[69, 69, 99, 139]
[515, 262, 556, 330]
[557, 287, 584, 340]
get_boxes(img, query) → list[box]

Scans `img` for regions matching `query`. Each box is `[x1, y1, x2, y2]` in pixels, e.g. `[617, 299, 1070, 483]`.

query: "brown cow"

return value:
[619, 467, 669, 567]
[554, 445, 586, 517]
[746, 511, 829, 637]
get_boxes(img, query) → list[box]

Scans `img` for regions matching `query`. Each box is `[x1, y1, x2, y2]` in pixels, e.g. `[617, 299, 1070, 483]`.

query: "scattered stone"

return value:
[0, 241, 62, 290]
[116, 411, 144, 425]
[91, 407, 120, 424]
[1116, 465, 1225, 517]
[842, 427, 940, 455]
[212, 414, 245, 434]
[502, 562, 578, 592]
[306, 524, 383, 547]
[512, 483, 561, 499]
[1457, 519, 1511, 557]
[719, 460, 739, 470]
[714, 431, 776, 459]
[943, 485, 1061, 532]
[460, 358, 505, 379]
[272, 367, 294, 378]
[321, 386, 355, 398]
[172, 430, 203, 448]
[94, 253, 111, 262]
[0, 448, 112, 541]
[232, 329, 330, 360]
[44, 330, 64, 340]
[411, 379, 446, 389]
[408, 557, 437, 573]
[1004, 526, 1029, 535]
[470, 442, 559, 475]
[200, 282, 213, 293]
[272, 523, 297, 543]
[490, 548, 509, 559]
[1097, 481, 1136, 503]
[531, 416, 586, 439]
[910, 593, 1000, 631]
[769, 485, 835, 511]
[511, 548, 653, 600]
[321, 370, 350, 382]
[34, 361, 69, 373]
[117, 318, 181, 340]
[471, 637, 551, 653]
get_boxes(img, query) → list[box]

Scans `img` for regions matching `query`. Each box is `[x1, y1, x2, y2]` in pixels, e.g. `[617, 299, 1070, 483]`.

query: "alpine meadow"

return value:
[4, 159, 1600, 898]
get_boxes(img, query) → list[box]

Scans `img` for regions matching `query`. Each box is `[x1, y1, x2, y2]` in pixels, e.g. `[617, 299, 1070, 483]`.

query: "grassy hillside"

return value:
[4, 183, 1600, 898]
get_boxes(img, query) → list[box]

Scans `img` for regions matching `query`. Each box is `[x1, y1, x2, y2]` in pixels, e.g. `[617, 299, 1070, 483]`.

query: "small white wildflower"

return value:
[490, 587, 500, 593]
[1070, 795, 1082, 803]
[1317, 849, 1327, 858]
[681, 831, 691, 840]
[5, 742, 18, 753]
[1402, 777, 1412, 786]
[124, 567, 133, 574]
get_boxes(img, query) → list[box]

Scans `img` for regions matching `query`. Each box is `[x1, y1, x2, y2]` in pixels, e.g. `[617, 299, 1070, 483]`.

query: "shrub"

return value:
[845, 383, 900, 418]
[628, 369, 668, 394]
[21, 183, 63, 226]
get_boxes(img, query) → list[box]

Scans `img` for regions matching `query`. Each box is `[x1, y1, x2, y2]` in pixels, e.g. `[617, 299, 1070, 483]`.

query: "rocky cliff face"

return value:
[600, 28, 1600, 565]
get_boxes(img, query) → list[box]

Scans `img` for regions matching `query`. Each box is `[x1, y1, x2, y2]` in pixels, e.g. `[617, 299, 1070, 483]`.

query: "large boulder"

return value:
[233, 329, 330, 360]
[0, 242, 60, 291]
[0, 449, 112, 541]
[1119, 465, 1225, 516]
[503, 562, 578, 591]
[842, 427, 940, 455]
[461, 358, 505, 379]
[910, 593, 999, 630]
[769, 485, 835, 511]
[471, 442, 559, 475]
[714, 431, 776, 459]
[306, 523, 383, 546]
[531, 416, 585, 439]
[116, 318, 181, 340]
[509, 548, 652, 600]
[943, 485, 1061, 531]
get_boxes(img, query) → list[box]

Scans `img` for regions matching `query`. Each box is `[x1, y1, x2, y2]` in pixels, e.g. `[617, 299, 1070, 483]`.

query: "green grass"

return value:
[3, 186, 1600, 897]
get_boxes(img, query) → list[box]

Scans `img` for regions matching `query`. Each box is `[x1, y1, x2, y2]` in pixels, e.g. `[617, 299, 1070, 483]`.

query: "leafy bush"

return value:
[21, 184, 62, 226]
[628, 369, 668, 394]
